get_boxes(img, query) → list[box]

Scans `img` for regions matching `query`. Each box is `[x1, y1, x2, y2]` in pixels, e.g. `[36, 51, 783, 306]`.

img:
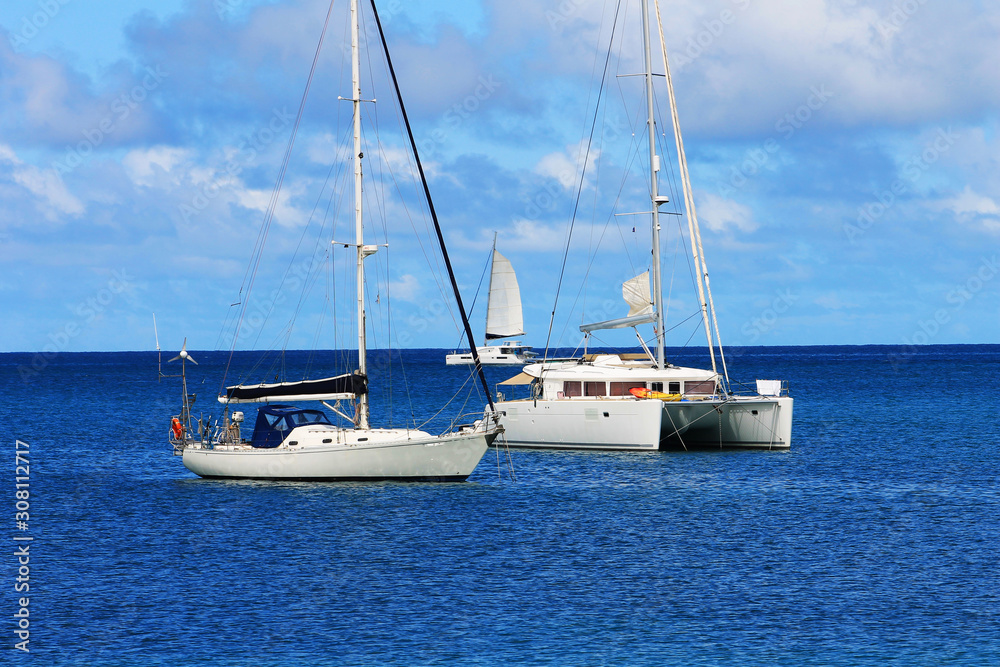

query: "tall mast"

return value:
[651, 0, 721, 379]
[351, 0, 369, 429]
[640, 0, 666, 369]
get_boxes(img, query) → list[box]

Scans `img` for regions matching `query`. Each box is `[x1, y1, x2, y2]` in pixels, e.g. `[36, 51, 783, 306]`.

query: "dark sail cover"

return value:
[222, 372, 368, 403]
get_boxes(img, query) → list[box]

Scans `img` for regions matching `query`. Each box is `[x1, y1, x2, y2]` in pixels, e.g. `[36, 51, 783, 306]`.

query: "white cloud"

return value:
[305, 133, 342, 166]
[236, 186, 306, 228]
[0, 143, 84, 220]
[944, 185, 1000, 217]
[123, 146, 192, 187]
[501, 219, 568, 251]
[814, 293, 859, 311]
[695, 193, 757, 234]
[936, 185, 1000, 233]
[535, 141, 599, 190]
[0, 145, 22, 165]
[389, 274, 421, 303]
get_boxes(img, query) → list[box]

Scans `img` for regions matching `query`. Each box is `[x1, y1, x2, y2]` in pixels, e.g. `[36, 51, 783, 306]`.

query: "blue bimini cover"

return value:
[249, 405, 334, 449]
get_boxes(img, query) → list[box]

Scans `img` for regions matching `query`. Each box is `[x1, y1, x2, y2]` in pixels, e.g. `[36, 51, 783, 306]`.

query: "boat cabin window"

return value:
[668, 381, 680, 394]
[650, 382, 663, 392]
[684, 381, 716, 395]
[563, 381, 582, 397]
[610, 381, 645, 396]
[250, 407, 332, 449]
[287, 410, 331, 426]
[585, 381, 607, 397]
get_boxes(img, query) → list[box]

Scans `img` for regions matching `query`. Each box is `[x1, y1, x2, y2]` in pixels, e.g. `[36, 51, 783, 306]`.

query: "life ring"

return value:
[171, 418, 184, 440]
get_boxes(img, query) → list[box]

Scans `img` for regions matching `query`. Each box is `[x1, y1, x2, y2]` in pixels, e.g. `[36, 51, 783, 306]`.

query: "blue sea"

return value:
[2, 345, 999, 665]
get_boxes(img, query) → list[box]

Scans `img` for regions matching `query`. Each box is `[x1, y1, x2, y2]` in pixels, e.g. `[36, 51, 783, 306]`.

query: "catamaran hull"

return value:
[445, 353, 534, 366]
[445, 343, 537, 366]
[660, 396, 793, 450]
[495, 398, 666, 450]
[182, 432, 493, 481]
[495, 396, 792, 451]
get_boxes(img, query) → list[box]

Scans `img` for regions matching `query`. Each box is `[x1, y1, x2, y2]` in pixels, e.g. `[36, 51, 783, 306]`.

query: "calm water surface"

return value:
[2, 345, 998, 665]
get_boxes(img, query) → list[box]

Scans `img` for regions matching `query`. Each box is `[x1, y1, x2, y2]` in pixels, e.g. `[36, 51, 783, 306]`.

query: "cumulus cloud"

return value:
[0, 37, 169, 149]
[0, 143, 84, 221]
[123, 146, 191, 187]
[695, 193, 757, 234]
[236, 186, 306, 229]
[944, 185, 1000, 217]
[535, 141, 599, 190]
[503, 218, 569, 250]
[3, 0, 1000, 350]
[389, 273, 421, 303]
[940, 185, 1000, 233]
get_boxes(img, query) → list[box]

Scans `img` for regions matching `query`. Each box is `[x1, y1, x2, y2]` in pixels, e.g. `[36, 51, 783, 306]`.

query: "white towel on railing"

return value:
[756, 380, 782, 396]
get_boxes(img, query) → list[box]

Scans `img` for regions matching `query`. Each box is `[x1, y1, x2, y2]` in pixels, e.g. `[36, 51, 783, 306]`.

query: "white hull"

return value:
[446, 342, 536, 366]
[495, 395, 792, 451]
[182, 426, 492, 481]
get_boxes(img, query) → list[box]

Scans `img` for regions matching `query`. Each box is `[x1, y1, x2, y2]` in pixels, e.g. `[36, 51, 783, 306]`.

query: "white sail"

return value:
[580, 271, 655, 333]
[623, 271, 653, 317]
[485, 249, 525, 340]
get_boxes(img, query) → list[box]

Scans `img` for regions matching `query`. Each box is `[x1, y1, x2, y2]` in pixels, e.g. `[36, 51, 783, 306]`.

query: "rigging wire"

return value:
[219, 0, 338, 396]
[451, 243, 494, 351]
[369, 0, 496, 412]
[541, 0, 624, 362]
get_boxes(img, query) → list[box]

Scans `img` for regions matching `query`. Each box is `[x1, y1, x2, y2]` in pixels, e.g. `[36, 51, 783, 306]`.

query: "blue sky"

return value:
[1, 0, 998, 354]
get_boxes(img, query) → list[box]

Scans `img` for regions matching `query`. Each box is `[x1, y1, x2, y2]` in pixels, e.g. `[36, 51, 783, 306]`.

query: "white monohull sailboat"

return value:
[169, 0, 500, 480]
[446, 236, 537, 366]
[494, 0, 792, 451]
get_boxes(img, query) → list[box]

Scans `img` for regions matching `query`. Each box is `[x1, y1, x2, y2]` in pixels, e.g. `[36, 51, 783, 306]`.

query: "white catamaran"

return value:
[446, 236, 537, 366]
[494, 0, 792, 451]
[169, 0, 500, 480]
